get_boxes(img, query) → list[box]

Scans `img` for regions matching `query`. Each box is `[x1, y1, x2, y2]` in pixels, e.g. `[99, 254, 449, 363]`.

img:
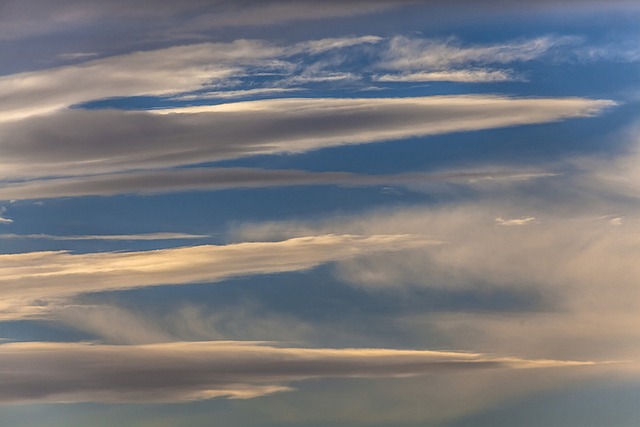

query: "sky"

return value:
[1, 1, 640, 426]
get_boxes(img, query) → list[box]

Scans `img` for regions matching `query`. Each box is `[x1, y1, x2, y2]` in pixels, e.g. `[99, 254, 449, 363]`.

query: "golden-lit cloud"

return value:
[0, 234, 437, 320]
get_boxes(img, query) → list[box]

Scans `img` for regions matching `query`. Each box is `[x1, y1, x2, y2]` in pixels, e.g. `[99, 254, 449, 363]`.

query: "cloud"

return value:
[609, 217, 623, 225]
[0, 32, 618, 124]
[0, 340, 591, 404]
[0, 207, 12, 224]
[0, 232, 209, 241]
[375, 69, 519, 83]
[234, 197, 640, 363]
[171, 88, 301, 101]
[0, 234, 436, 320]
[0, 96, 614, 180]
[0, 1, 411, 42]
[0, 40, 283, 122]
[379, 35, 576, 71]
[0, 167, 556, 201]
[495, 216, 537, 226]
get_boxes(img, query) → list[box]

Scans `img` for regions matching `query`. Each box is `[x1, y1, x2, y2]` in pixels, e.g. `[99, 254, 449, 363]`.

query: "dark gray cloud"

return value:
[0, 340, 589, 403]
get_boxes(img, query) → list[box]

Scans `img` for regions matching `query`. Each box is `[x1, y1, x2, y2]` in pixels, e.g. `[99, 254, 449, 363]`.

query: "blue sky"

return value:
[1, 1, 640, 426]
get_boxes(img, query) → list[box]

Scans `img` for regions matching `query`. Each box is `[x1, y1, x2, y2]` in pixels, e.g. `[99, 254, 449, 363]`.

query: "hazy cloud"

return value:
[0, 234, 436, 320]
[0, 232, 209, 241]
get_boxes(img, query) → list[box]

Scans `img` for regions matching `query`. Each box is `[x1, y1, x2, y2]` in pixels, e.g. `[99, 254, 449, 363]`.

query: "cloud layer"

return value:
[0, 96, 613, 181]
[0, 340, 590, 404]
[0, 167, 555, 200]
[0, 234, 435, 320]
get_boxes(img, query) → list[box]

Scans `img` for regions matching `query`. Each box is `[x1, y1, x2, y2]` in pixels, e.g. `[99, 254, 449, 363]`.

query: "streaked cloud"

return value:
[0, 1, 411, 42]
[0, 340, 592, 404]
[375, 69, 519, 83]
[0, 35, 385, 122]
[379, 35, 575, 71]
[0, 232, 209, 241]
[0, 96, 612, 180]
[0, 234, 437, 320]
[495, 216, 537, 226]
[0, 167, 556, 201]
[171, 87, 301, 101]
[0, 40, 283, 122]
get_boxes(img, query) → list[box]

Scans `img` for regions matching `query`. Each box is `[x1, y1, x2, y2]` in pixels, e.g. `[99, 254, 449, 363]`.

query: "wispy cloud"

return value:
[380, 35, 577, 71]
[0, 207, 12, 224]
[0, 232, 209, 241]
[0, 40, 283, 122]
[375, 69, 520, 83]
[0, 340, 591, 404]
[371, 35, 576, 84]
[171, 87, 301, 101]
[0, 35, 388, 122]
[0, 167, 556, 201]
[0, 234, 436, 320]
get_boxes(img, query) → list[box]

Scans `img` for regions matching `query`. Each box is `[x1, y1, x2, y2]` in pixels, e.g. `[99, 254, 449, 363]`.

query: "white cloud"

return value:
[0, 207, 12, 224]
[0, 340, 591, 404]
[495, 216, 537, 226]
[171, 87, 301, 101]
[379, 35, 577, 71]
[293, 35, 383, 55]
[0, 40, 283, 122]
[0, 234, 436, 320]
[0, 34, 392, 123]
[375, 69, 520, 83]
[609, 217, 623, 225]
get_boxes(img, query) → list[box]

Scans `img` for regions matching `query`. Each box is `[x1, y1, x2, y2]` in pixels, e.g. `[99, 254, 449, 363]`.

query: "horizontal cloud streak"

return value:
[0, 340, 591, 404]
[0, 167, 555, 201]
[0, 232, 209, 241]
[376, 69, 519, 83]
[0, 234, 436, 320]
[0, 96, 614, 180]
